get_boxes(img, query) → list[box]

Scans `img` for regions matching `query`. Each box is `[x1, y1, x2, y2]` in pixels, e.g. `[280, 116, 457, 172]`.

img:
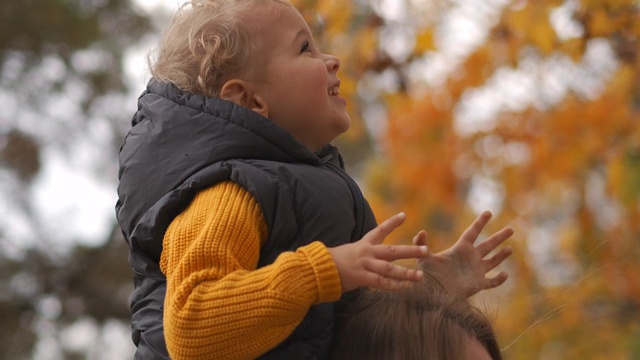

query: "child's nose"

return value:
[324, 54, 340, 73]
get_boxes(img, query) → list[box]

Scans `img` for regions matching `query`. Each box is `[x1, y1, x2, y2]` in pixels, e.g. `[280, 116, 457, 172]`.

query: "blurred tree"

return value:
[358, 0, 640, 359]
[0, 0, 152, 358]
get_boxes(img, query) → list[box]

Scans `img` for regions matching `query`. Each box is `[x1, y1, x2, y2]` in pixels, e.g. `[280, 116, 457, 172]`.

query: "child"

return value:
[115, 0, 513, 359]
[331, 276, 502, 360]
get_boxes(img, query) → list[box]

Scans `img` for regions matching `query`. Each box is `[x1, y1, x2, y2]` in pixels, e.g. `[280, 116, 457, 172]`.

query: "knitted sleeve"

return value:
[159, 181, 342, 360]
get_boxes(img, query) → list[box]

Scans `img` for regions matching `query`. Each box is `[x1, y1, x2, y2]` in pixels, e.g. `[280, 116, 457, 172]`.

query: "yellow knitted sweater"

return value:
[160, 181, 343, 359]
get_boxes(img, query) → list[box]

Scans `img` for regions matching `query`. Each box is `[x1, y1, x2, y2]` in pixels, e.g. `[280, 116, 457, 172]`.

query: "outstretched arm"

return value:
[413, 211, 513, 297]
[161, 184, 429, 359]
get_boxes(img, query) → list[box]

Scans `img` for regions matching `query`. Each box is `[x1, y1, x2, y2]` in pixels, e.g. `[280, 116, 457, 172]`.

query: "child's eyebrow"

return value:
[291, 28, 310, 45]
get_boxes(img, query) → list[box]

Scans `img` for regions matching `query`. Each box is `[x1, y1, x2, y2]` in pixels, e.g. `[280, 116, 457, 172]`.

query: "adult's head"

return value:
[332, 278, 502, 360]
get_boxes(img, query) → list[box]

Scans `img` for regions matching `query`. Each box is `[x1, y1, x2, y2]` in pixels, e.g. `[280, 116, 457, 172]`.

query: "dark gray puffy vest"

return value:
[116, 79, 376, 359]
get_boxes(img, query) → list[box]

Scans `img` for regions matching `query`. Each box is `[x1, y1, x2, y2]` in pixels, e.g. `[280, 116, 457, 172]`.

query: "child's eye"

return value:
[300, 40, 311, 53]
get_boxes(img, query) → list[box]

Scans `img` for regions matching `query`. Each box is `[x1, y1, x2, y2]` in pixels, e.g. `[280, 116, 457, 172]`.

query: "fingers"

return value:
[412, 231, 429, 268]
[367, 276, 409, 291]
[482, 271, 509, 290]
[483, 246, 513, 272]
[459, 211, 492, 244]
[366, 260, 424, 281]
[363, 261, 424, 290]
[412, 230, 428, 246]
[476, 226, 514, 257]
[373, 244, 428, 261]
[365, 212, 406, 245]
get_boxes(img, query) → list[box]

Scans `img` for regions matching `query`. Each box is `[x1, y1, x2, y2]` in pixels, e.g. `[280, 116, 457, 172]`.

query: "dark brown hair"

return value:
[332, 278, 502, 360]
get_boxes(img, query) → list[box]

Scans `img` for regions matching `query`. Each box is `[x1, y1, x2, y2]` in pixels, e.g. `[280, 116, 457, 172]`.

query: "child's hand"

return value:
[328, 213, 427, 292]
[414, 211, 513, 297]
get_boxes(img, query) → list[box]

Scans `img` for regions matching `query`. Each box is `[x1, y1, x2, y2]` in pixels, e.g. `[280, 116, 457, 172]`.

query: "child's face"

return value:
[250, 5, 350, 152]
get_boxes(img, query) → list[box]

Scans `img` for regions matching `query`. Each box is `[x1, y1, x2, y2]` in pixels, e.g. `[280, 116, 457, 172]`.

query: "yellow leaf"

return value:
[559, 38, 585, 62]
[588, 8, 615, 37]
[529, 20, 557, 55]
[414, 29, 434, 54]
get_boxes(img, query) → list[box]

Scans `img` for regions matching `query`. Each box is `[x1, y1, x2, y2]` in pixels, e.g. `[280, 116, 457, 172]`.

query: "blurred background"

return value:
[0, 0, 638, 358]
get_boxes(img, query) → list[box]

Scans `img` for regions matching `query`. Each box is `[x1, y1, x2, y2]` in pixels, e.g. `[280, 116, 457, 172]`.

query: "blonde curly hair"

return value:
[149, 0, 292, 97]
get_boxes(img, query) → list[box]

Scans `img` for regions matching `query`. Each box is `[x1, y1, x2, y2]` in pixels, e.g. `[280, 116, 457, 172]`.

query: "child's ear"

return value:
[220, 79, 269, 118]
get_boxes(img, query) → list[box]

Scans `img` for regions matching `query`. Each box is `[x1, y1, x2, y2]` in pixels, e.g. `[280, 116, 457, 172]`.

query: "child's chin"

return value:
[339, 116, 352, 133]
